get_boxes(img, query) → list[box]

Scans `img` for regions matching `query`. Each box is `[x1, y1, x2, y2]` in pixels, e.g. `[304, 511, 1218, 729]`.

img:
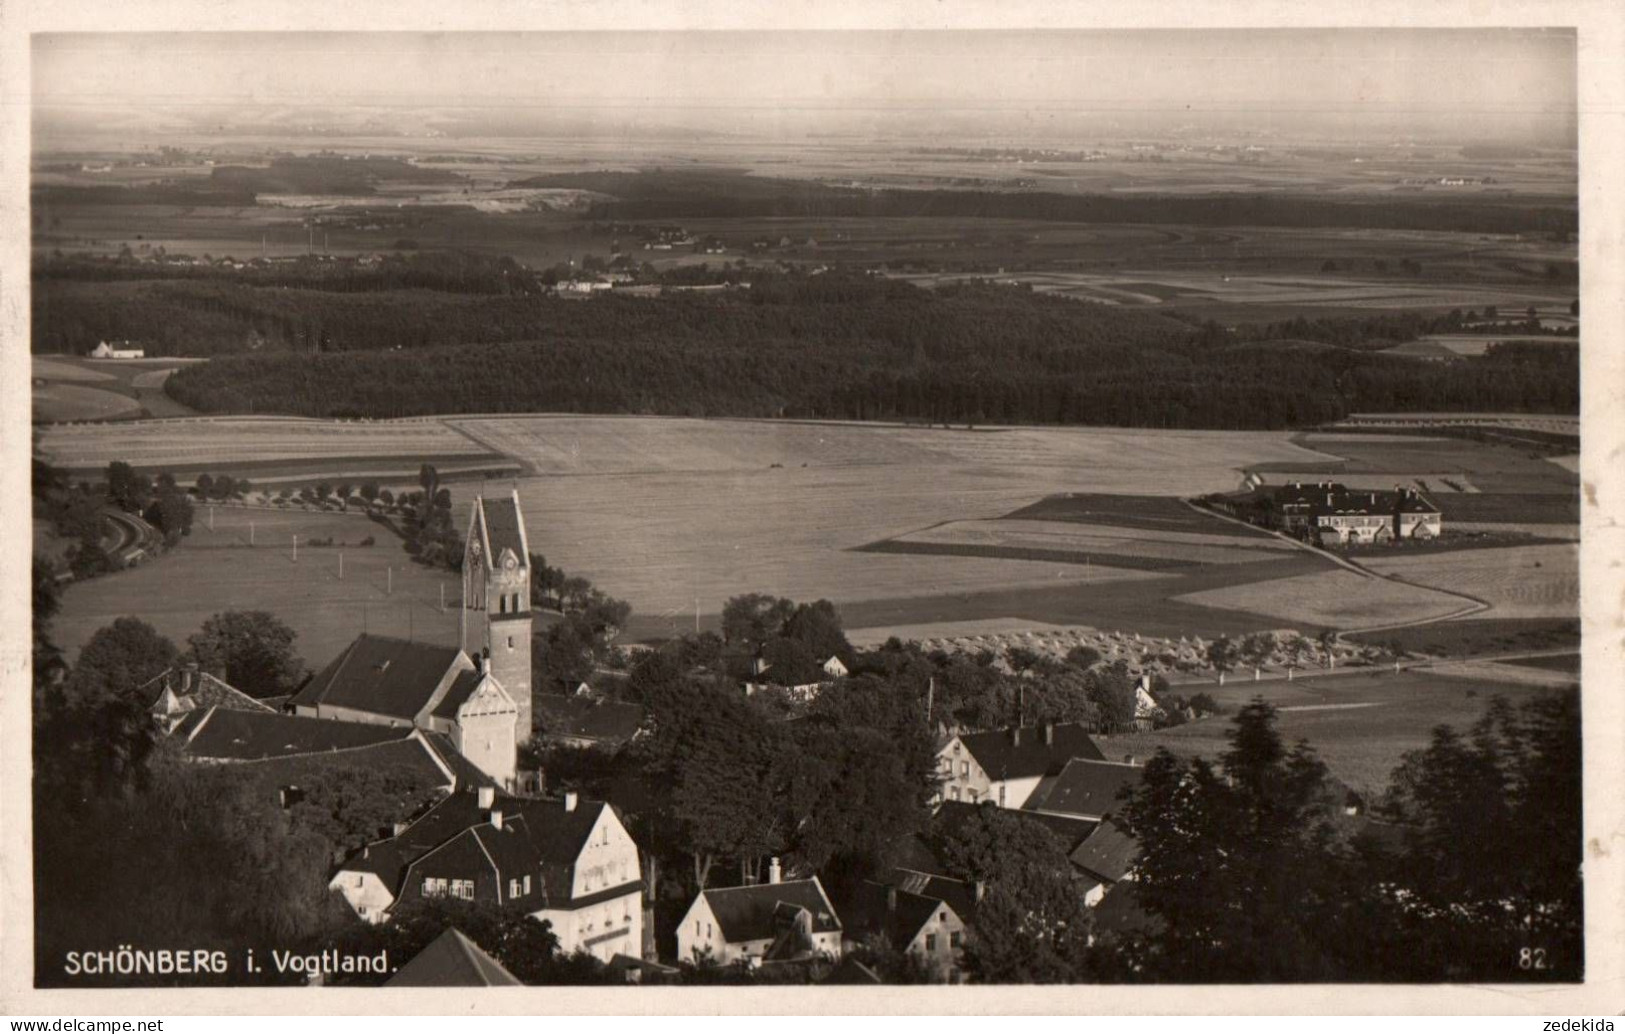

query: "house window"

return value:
[524, 875, 532, 895]
[358, 906, 369, 918]
[925, 934, 938, 951]
[423, 877, 448, 897]
[695, 921, 701, 937]
[499, 596, 507, 615]
[949, 786, 960, 801]
[959, 761, 969, 777]
[510, 878, 521, 899]
[355, 875, 364, 888]
[939, 912, 947, 923]
[707, 923, 713, 940]
[507, 636, 514, 649]
[950, 932, 962, 948]
[966, 789, 978, 803]
[451, 879, 475, 900]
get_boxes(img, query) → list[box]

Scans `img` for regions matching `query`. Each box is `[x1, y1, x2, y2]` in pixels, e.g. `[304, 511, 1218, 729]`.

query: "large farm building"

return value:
[1218, 481, 1442, 546]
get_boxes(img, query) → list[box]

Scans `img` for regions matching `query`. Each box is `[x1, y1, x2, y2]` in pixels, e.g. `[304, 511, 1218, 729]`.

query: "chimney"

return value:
[564, 790, 579, 812]
[1011, 727, 1022, 747]
[477, 786, 495, 809]
[1043, 723, 1054, 746]
[768, 857, 782, 885]
[489, 809, 504, 831]
[886, 887, 898, 912]
[391, 821, 409, 837]
[1124, 754, 1137, 765]
[972, 880, 985, 904]
[475, 651, 486, 674]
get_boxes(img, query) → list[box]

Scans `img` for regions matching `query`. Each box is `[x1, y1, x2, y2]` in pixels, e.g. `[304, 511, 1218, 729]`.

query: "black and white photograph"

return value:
[2, 0, 1621, 1016]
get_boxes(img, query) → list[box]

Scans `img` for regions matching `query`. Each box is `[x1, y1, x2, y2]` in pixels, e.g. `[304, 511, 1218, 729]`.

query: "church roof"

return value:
[288, 634, 465, 721]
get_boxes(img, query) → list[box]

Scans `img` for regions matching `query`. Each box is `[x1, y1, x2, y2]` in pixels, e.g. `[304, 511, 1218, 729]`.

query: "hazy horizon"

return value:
[33, 29, 1577, 151]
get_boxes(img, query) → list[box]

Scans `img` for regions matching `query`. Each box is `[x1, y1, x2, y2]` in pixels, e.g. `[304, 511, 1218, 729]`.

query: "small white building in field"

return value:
[90, 340, 145, 359]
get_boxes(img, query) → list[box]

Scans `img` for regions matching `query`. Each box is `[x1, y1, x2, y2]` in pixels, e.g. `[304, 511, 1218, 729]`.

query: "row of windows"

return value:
[423, 877, 475, 900]
[496, 592, 524, 615]
[921, 932, 963, 952]
[508, 875, 533, 899]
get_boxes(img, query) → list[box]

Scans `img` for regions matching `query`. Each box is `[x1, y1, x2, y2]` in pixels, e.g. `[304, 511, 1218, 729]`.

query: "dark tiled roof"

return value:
[1090, 882, 1163, 940]
[421, 731, 499, 790]
[1024, 758, 1144, 820]
[179, 707, 416, 760]
[839, 881, 953, 950]
[141, 668, 276, 714]
[244, 737, 456, 791]
[430, 670, 486, 721]
[934, 799, 1099, 855]
[700, 878, 842, 944]
[1070, 819, 1139, 883]
[957, 723, 1105, 781]
[386, 928, 520, 987]
[476, 494, 527, 566]
[339, 788, 618, 909]
[1271, 482, 1440, 518]
[891, 869, 979, 920]
[534, 695, 645, 744]
[289, 634, 464, 721]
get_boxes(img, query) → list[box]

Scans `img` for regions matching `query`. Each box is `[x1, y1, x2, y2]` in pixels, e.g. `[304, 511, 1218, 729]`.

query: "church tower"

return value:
[463, 490, 533, 740]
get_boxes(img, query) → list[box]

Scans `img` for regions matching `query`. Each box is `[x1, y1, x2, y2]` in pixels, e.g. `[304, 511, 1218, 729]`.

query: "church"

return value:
[285, 491, 534, 788]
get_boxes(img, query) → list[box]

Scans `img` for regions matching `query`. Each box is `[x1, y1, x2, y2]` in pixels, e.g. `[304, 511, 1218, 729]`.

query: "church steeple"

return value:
[463, 491, 533, 741]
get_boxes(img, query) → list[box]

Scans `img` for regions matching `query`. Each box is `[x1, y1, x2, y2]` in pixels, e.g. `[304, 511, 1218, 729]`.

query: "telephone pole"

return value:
[292, 534, 298, 562]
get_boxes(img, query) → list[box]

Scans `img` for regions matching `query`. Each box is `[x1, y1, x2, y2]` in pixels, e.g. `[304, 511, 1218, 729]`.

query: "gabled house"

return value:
[675, 860, 843, 966]
[533, 694, 645, 751]
[1069, 820, 1140, 906]
[935, 722, 1106, 808]
[386, 927, 521, 987]
[1024, 757, 1144, 823]
[330, 786, 644, 962]
[838, 880, 966, 982]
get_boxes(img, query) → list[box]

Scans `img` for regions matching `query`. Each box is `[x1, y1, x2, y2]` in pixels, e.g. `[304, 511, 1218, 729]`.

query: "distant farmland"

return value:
[1094, 668, 1562, 797]
[45, 415, 1578, 649]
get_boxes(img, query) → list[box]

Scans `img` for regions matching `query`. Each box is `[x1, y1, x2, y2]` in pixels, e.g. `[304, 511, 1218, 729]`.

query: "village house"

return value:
[1023, 756, 1145, 824]
[285, 492, 534, 788]
[532, 693, 645, 751]
[675, 861, 843, 967]
[331, 786, 645, 962]
[935, 722, 1107, 808]
[838, 881, 967, 982]
[1023, 756, 1146, 905]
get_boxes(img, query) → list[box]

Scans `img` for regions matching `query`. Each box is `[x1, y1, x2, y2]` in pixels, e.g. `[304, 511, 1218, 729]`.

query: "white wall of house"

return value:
[573, 807, 642, 898]
[535, 886, 643, 962]
[329, 869, 395, 924]
[902, 904, 966, 982]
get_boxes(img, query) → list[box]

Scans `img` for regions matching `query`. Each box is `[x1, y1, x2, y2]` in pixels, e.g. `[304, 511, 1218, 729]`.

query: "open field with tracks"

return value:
[1363, 543, 1579, 621]
[1093, 668, 1570, 797]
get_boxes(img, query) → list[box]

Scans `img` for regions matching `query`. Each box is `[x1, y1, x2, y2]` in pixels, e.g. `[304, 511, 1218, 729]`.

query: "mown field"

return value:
[51, 506, 466, 667]
[1092, 669, 1567, 797]
[1363, 543, 1579, 621]
[32, 355, 205, 422]
[33, 414, 510, 478]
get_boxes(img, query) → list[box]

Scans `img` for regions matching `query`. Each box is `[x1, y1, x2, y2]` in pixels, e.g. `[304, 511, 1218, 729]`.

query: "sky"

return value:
[31, 29, 1578, 145]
